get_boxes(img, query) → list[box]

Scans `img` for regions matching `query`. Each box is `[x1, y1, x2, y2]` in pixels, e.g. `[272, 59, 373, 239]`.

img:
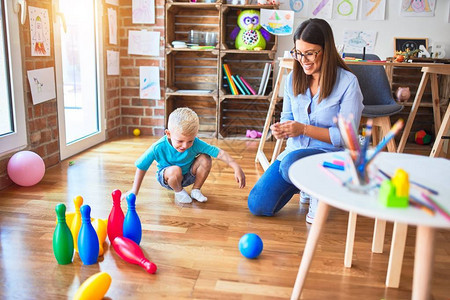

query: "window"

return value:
[0, 0, 27, 155]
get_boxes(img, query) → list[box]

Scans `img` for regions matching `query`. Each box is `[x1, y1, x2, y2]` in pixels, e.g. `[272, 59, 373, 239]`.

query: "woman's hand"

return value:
[278, 121, 304, 138]
[270, 122, 285, 140]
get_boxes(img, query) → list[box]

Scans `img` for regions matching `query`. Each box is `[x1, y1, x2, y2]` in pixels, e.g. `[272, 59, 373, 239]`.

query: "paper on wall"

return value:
[28, 6, 51, 56]
[132, 0, 155, 24]
[107, 50, 120, 75]
[343, 30, 377, 53]
[128, 30, 160, 56]
[361, 0, 386, 20]
[140, 66, 160, 100]
[108, 8, 117, 45]
[334, 0, 358, 20]
[27, 67, 56, 105]
[309, 0, 333, 19]
[400, 0, 436, 17]
[260, 9, 294, 36]
[289, 0, 308, 18]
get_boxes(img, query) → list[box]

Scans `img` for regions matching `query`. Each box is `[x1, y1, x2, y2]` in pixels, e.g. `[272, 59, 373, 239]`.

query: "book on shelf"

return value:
[222, 64, 238, 95]
[239, 76, 256, 95]
[258, 63, 270, 95]
[222, 76, 231, 94]
[235, 75, 251, 95]
[233, 75, 249, 95]
[261, 63, 272, 96]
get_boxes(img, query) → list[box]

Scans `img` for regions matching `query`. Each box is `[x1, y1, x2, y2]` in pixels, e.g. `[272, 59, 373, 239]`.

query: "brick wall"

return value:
[0, 0, 57, 189]
[118, 0, 166, 137]
[0, 0, 132, 190]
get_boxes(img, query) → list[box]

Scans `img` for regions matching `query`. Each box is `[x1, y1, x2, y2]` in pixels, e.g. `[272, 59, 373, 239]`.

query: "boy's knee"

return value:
[197, 154, 212, 168]
[164, 166, 183, 179]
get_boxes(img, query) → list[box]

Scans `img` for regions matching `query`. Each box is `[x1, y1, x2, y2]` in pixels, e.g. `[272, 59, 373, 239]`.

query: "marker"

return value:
[322, 161, 345, 171]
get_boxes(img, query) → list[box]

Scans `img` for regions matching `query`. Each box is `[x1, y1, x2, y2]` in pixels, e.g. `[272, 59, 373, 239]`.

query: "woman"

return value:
[248, 18, 364, 223]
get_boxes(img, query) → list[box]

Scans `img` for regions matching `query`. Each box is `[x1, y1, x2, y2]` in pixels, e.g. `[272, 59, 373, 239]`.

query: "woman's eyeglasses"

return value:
[290, 48, 321, 62]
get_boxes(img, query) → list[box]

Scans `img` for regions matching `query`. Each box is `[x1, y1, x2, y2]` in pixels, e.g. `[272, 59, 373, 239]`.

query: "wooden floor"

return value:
[0, 136, 449, 299]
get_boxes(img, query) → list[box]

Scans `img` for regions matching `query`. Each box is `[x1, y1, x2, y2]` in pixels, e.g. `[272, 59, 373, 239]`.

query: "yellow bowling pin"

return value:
[70, 195, 83, 252]
[92, 218, 108, 256]
[392, 168, 409, 197]
[73, 271, 112, 300]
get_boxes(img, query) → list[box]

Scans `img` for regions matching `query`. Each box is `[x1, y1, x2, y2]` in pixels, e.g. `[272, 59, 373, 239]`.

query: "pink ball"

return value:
[7, 151, 45, 186]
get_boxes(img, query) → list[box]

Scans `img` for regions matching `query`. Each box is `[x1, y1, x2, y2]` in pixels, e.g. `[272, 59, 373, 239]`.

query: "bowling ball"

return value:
[133, 128, 141, 136]
[239, 233, 263, 259]
[7, 151, 45, 186]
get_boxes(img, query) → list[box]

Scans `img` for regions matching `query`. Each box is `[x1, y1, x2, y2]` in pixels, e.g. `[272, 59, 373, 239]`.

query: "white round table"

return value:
[288, 151, 450, 300]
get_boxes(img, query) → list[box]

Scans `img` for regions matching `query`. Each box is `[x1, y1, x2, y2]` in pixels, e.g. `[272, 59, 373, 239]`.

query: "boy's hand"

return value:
[234, 166, 246, 188]
[121, 189, 137, 201]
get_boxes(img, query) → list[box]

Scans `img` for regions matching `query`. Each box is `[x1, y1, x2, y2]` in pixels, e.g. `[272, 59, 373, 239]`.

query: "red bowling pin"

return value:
[112, 236, 157, 274]
[107, 189, 124, 243]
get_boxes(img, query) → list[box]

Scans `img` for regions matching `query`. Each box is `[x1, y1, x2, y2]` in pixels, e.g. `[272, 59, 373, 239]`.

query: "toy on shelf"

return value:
[378, 168, 409, 208]
[246, 130, 262, 139]
[415, 130, 431, 145]
[230, 10, 270, 51]
[395, 86, 411, 102]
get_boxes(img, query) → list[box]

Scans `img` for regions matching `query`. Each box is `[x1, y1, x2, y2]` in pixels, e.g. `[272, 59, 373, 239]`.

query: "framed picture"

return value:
[394, 38, 428, 54]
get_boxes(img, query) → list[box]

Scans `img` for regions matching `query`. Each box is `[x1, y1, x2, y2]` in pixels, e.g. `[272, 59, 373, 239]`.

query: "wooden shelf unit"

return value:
[164, 1, 279, 138]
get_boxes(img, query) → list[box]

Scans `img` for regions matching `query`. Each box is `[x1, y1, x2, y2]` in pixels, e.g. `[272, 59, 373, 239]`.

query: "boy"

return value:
[128, 107, 246, 203]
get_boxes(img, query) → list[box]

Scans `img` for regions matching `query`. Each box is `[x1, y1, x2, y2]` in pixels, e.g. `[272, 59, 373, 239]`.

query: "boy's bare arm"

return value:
[130, 168, 146, 196]
[216, 149, 246, 188]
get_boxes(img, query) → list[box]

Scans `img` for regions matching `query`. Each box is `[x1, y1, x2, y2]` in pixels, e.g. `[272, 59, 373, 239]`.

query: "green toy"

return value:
[229, 10, 271, 51]
[378, 169, 410, 208]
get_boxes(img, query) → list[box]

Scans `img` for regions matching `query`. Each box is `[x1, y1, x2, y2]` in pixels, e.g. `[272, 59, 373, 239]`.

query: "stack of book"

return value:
[222, 63, 271, 96]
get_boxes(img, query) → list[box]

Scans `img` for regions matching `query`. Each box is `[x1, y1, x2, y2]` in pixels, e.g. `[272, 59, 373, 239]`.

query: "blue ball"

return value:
[239, 233, 263, 259]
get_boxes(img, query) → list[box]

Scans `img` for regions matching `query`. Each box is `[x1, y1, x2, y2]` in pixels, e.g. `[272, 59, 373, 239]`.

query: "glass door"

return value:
[54, 0, 105, 160]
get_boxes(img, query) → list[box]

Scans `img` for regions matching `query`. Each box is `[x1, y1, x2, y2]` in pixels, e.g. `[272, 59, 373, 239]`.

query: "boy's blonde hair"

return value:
[168, 107, 199, 136]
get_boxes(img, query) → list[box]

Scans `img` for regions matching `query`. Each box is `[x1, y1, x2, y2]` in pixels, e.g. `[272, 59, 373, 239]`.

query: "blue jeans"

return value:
[248, 148, 326, 216]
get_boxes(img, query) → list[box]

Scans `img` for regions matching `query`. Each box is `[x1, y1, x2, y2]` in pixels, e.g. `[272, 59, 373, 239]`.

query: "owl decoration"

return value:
[230, 10, 271, 51]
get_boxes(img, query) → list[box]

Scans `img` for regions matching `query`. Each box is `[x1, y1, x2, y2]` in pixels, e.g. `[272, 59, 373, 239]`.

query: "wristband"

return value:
[303, 124, 308, 136]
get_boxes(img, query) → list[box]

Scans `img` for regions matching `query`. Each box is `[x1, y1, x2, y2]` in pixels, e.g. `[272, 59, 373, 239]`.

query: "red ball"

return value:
[414, 130, 431, 145]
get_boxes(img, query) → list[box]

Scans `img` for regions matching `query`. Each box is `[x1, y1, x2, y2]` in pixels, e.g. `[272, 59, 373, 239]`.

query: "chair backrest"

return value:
[345, 53, 395, 106]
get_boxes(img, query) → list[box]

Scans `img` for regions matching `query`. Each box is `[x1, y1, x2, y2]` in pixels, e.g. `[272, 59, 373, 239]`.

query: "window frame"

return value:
[0, 0, 27, 155]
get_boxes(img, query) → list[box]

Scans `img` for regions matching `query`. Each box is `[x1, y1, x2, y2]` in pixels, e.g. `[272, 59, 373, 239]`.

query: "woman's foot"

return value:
[306, 198, 318, 224]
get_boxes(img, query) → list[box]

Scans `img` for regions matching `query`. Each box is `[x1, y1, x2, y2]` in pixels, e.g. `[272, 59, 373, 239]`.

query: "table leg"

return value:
[372, 219, 386, 253]
[344, 211, 357, 268]
[386, 222, 408, 288]
[412, 226, 435, 300]
[290, 201, 330, 300]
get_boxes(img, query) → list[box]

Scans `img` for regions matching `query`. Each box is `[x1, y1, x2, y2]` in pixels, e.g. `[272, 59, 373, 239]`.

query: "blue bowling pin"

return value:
[78, 205, 99, 265]
[123, 193, 142, 245]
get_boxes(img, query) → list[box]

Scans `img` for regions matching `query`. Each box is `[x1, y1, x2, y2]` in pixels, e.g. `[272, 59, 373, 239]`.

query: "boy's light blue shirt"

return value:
[135, 136, 220, 174]
[277, 67, 364, 161]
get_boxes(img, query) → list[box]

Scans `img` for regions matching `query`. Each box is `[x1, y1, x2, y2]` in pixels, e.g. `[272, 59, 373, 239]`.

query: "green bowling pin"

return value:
[53, 203, 74, 264]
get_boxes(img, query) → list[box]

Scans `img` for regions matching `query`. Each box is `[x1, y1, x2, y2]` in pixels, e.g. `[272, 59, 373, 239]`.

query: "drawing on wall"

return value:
[400, 0, 436, 17]
[140, 66, 160, 100]
[343, 30, 377, 53]
[128, 30, 160, 56]
[309, 0, 333, 19]
[334, 0, 358, 20]
[27, 67, 56, 105]
[290, 0, 308, 18]
[362, 0, 386, 20]
[105, 0, 119, 5]
[132, 0, 155, 24]
[28, 6, 50, 56]
[260, 9, 294, 35]
[108, 8, 117, 45]
[107, 50, 120, 76]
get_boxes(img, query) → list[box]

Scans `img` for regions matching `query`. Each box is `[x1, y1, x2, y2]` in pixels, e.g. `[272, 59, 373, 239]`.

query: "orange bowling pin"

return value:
[92, 218, 108, 256]
[73, 271, 112, 300]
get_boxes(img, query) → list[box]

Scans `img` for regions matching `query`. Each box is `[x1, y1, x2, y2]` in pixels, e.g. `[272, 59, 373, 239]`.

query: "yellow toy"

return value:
[70, 195, 83, 252]
[378, 168, 409, 208]
[73, 272, 112, 300]
[92, 219, 108, 256]
[133, 128, 141, 136]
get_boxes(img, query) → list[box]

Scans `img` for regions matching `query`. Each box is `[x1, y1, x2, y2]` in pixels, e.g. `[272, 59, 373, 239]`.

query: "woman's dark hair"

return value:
[292, 18, 350, 102]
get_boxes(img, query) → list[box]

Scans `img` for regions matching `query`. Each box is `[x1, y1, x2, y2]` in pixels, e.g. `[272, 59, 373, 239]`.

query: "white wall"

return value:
[276, 1, 450, 60]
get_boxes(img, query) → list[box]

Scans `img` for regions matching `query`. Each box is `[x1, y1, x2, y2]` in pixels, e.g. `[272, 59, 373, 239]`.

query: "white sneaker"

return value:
[306, 198, 318, 224]
[299, 191, 310, 204]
